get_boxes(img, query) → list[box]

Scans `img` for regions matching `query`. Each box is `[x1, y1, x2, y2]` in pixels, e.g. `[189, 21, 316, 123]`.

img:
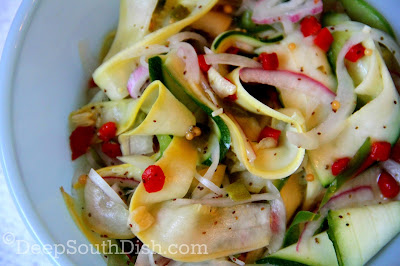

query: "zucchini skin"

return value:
[256, 257, 308, 266]
[149, 55, 231, 165]
[339, 0, 395, 38]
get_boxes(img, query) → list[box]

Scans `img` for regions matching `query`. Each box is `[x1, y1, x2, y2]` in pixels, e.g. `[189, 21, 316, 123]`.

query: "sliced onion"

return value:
[240, 68, 335, 105]
[84, 178, 133, 238]
[204, 54, 261, 68]
[174, 42, 200, 84]
[102, 176, 140, 189]
[140, 55, 149, 68]
[127, 65, 150, 99]
[173, 193, 278, 207]
[230, 256, 245, 265]
[202, 143, 220, 181]
[148, 249, 156, 266]
[287, 0, 323, 23]
[88, 169, 127, 207]
[208, 67, 237, 98]
[194, 173, 226, 196]
[204, 46, 220, 71]
[287, 32, 369, 149]
[380, 159, 400, 183]
[200, 72, 220, 106]
[331, 21, 400, 82]
[296, 214, 322, 252]
[296, 185, 374, 251]
[255, 137, 278, 150]
[320, 186, 374, 211]
[204, 46, 213, 55]
[253, 0, 305, 23]
[267, 197, 286, 254]
[127, 135, 154, 156]
[211, 108, 224, 117]
[168, 31, 207, 47]
[252, 0, 322, 25]
[135, 245, 157, 266]
[265, 179, 280, 197]
[331, 22, 400, 64]
[234, 41, 255, 53]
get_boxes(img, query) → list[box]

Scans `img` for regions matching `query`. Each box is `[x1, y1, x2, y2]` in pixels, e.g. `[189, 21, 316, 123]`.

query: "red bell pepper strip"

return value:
[300, 16, 322, 37]
[258, 126, 281, 143]
[314, 28, 334, 52]
[259, 52, 279, 71]
[331, 157, 351, 176]
[69, 126, 96, 160]
[198, 54, 210, 72]
[345, 43, 366, 62]
[101, 141, 122, 158]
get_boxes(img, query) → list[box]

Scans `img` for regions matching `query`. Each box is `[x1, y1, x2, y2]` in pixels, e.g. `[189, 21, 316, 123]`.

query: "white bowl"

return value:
[1, 0, 399, 265]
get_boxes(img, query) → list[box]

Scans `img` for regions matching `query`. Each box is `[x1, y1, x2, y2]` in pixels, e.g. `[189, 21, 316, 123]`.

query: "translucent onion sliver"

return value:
[127, 65, 149, 99]
[202, 143, 220, 181]
[88, 168, 127, 207]
[204, 54, 261, 68]
[287, 32, 369, 149]
[229, 256, 245, 265]
[194, 173, 226, 196]
[296, 185, 374, 251]
[175, 42, 200, 84]
[168, 31, 207, 47]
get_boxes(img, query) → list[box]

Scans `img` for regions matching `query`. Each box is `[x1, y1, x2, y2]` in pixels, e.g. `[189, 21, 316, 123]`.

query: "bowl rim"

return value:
[0, 0, 70, 265]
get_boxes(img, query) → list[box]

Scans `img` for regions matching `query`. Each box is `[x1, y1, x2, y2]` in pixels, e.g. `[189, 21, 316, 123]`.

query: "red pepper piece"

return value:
[378, 171, 400, 198]
[101, 141, 122, 158]
[98, 122, 117, 142]
[300, 16, 321, 37]
[223, 78, 238, 101]
[331, 157, 351, 176]
[142, 165, 166, 193]
[390, 141, 400, 164]
[259, 52, 279, 70]
[345, 43, 366, 62]
[226, 46, 240, 54]
[69, 126, 96, 160]
[224, 93, 238, 101]
[198, 54, 210, 72]
[314, 28, 334, 52]
[354, 141, 392, 177]
[258, 126, 281, 142]
[370, 141, 391, 161]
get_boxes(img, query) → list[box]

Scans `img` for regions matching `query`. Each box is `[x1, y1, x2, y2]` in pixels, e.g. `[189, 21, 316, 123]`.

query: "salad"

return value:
[62, 0, 400, 265]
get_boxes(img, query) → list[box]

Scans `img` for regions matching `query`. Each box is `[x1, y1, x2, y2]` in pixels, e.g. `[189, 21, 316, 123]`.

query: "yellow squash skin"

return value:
[93, 0, 218, 100]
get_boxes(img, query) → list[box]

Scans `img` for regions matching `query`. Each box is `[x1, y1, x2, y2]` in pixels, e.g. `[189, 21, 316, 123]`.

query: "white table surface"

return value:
[0, 0, 52, 265]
